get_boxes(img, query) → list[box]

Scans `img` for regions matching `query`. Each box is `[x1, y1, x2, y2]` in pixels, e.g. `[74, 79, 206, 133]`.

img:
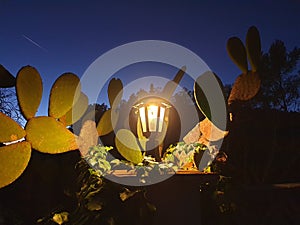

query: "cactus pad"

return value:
[161, 66, 186, 100]
[59, 92, 88, 126]
[25, 116, 78, 154]
[246, 26, 261, 72]
[0, 112, 26, 143]
[97, 109, 118, 136]
[108, 78, 123, 107]
[0, 141, 31, 188]
[228, 71, 261, 104]
[16, 66, 43, 120]
[194, 72, 227, 130]
[227, 37, 248, 73]
[49, 73, 81, 118]
[115, 129, 143, 164]
[0, 65, 16, 88]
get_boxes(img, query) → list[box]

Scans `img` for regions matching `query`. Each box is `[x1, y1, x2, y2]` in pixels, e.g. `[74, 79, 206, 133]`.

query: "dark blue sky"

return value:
[1, 0, 300, 116]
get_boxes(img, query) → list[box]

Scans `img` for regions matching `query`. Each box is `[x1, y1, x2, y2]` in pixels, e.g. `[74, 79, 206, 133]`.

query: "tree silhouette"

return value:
[255, 40, 300, 111]
[0, 88, 24, 124]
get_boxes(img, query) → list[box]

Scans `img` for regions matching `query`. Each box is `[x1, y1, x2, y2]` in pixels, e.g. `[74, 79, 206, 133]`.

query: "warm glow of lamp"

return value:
[134, 98, 171, 134]
[139, 106, 147, 132]
[133, 97, 171, 161]
[147, 105, 158, 132]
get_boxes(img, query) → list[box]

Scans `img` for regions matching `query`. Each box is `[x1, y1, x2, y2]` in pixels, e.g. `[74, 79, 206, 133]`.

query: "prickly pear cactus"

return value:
[0, 67, 87, 188]
[0, 27, 262, 187]
[227, 26, 261, 104]
[192, 26, 262, 145]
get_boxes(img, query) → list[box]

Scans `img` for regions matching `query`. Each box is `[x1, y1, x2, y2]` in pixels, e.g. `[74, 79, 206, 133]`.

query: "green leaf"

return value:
[0, 112, 26, 143]
[227, 37, 248, 73]
[108, 78, 123, 107]
[25, 116, 78, 154]
[0, 141, 31, 188]
[49, 73, 81, 118]
[246, 26, 261, 72]
[16, 66, 43, 120]
[115, 129, 143, 164]
[0, 65, 15, 88]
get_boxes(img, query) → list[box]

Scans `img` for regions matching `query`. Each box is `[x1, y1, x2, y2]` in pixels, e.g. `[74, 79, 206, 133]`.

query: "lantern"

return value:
[133, 97, 171, 161]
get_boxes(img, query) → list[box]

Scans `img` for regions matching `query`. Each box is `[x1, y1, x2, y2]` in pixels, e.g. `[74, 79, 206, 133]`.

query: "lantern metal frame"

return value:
[133, 97, 171, 161]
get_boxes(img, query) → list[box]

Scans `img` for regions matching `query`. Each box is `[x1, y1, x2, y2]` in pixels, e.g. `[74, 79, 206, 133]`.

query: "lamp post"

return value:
[133, 97, 171, 162]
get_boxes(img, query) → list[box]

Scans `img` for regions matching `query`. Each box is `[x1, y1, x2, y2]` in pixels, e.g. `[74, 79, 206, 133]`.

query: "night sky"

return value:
[1, 0, 300, 116]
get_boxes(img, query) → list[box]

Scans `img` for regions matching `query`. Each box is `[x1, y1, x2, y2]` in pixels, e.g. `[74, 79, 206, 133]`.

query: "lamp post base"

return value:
[146, 138, 162, 162]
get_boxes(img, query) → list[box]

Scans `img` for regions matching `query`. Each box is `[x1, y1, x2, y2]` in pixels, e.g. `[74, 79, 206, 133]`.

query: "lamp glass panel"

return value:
[158, 106, 165, 132]
[139, 106, 147, 132]
[147, 105, 158, 132]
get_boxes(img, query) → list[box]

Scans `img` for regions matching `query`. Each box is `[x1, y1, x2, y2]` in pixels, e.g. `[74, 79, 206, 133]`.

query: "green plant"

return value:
[85, 145, 176, 184]
[163, 142, 207, 169]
